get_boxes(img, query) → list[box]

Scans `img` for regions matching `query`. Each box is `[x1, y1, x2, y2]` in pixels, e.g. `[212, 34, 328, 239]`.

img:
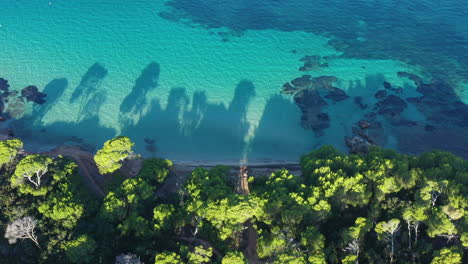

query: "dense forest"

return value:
[0, 137, 466, 263]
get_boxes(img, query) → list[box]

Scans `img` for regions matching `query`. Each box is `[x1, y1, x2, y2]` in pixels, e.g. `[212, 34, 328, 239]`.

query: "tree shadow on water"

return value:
[121, 80, 256, 162]
[69, 63, 108, 103]
[30, 78, 68, 123]
[247, 94, 315, 162]
[120, 62, 160, 115]
[12, 64, 115, 151]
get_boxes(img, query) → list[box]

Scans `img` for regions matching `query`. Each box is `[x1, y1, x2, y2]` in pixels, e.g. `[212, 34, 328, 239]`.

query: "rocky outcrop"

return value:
[345, 135, 371, 154]
[282, 75, 338, 93]
[0, 78, 9, 92]
[400, 72, 468, 127]
[374, 90, 387, 99]
[282, 75, 349, 136]
[375, 95, 407, 118]
[358, 120, 371, 129]
[382, 81, 403, 94]
[21, 86, 46, 104]
[354, 96, 368, 110]
[293, 89, 329, 136]
[298, 55, 329, 71]
[397, 71, 423, 86]
[325, 87, 349, 102]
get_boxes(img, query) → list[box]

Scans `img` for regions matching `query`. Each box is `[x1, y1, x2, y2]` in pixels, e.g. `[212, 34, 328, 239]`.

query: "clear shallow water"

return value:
[0, 0, 467, 162]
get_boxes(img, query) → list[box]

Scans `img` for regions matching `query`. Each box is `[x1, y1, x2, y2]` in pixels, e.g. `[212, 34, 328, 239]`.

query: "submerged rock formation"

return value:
[400, 72, 468, 127]
[0, 79, 47, 121]
[345, 135, 371, 154]
[324, 87, 349, 102]
[374, 90, 387, 99]
[293, 89, 329, 136]
[282, 75, 348, 136]
[374, 94, 408, 122]
[354, 96, 368, 110]
[0, 78, 9, 92]
[382, 81, 403, 94]
[298, 55, 329, 71]
[21, 85, 47, 104]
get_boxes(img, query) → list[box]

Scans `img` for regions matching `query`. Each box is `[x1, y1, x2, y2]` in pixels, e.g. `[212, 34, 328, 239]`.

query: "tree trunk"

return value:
[407, 220, 411, 250]
[390, 234, 395, 263]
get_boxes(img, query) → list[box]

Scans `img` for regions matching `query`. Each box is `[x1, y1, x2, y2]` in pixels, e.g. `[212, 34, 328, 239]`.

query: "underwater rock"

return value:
[281, 82, 299, 94]
[374, 90, 387, 99]
[298, 55, 329, 71]
[312, 76, 338, 89]
[383, 81, 403, 94]
[282, 75, 339, 94]
[325, 87, 349, 102]
[290, 75, 312, 89]
[358, 120, 371, 129]
[383, 81, 392, 90]
[400, 73, 468, 127]
[282, 74, 343, 135]
[375, 95, 407, 119]
[397, 71, 423, 86]
[0, 78, 9, 92]
[4, 96, 25, 118]
[21, 86, 46, 104]
[354, 96, 367, 110]
[293, 89, 329, 136]
[345, 135, 371, 154]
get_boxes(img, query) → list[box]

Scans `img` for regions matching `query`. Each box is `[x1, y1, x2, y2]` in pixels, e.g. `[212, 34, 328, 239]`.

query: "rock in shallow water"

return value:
[21, 85, 46, 104]
[325, 87, 349, 102]
[0, 78, 9, 92]
[374, 94, 407, 122]
[293, 89, 329, 136]
[345, 135, 371, 154]
[354, 96, 367, 110]
[374, 90, 387, 99]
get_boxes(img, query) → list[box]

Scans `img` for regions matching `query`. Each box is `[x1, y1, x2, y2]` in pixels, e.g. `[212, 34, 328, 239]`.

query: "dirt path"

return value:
[43, 145, 105, 197]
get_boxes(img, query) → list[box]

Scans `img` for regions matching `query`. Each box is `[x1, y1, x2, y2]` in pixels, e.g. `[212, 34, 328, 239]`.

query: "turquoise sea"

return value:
[1, 0, 467, 162]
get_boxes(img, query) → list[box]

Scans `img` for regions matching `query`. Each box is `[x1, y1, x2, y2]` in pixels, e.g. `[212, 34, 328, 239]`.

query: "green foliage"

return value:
[275, 253, 307, 264]
[341, 255, 358, 264]
[425, 208, 458, 238]
[257, 227, 288, 259]
[62, 235, 97, 264]
[375, 219, 401, 240]
[94, 136, 135, 174]
[431, 247, 462, 264]
[221, 251, 246, 264]
[0, 139, 23, 168]
[154, 251, 183, 264]
[2, 139, 467, 264]
[153, 203, 175, 230]
[137, 158, 172, 187]
[37, 161, 84, 229]
[188, 246, 213, 264]
[11, 154, 52, 196]
[300, 226, 325, 253]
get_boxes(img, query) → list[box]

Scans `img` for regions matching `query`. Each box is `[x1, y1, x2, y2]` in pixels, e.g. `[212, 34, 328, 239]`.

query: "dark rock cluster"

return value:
[21, 86, 46, 104]
[282, 74, 349, 136]
[298, 55, 329, 71]
[293, 89, 329, 136]
[401, 72, 468, 128]
[354, 96, 367, 110]
[0, 77, 47, 121]
[0, 78, 10, 92]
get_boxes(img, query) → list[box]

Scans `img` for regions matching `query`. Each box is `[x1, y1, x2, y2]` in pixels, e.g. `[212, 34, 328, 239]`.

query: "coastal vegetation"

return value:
[0, 137, 466, 263]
